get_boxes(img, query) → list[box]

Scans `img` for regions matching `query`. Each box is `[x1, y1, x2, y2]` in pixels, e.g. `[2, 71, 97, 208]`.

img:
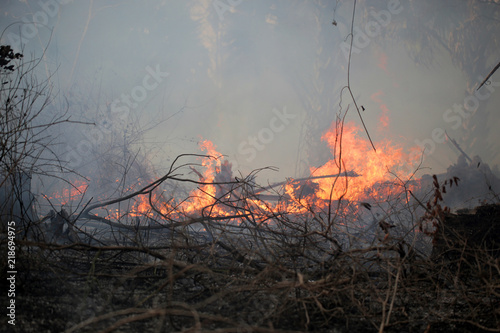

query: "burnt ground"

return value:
[1, 205, 500, 332]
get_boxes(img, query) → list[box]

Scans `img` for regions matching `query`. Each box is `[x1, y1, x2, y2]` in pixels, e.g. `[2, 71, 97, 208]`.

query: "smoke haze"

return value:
[1, 0, 499, 191]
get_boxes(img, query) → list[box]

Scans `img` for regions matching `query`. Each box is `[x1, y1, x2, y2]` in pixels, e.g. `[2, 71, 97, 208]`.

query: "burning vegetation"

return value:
[3, 112, 499, 332]
[39, 120, 422, 228]
[1, 5, 500, 327]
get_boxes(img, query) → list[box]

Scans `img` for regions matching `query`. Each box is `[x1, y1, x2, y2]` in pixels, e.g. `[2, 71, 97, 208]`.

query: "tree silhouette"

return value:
[0, 44, 73, 236]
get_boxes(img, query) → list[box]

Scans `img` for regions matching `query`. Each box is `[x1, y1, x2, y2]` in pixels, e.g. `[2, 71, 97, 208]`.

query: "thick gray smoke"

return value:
[0, 1, 499, 218]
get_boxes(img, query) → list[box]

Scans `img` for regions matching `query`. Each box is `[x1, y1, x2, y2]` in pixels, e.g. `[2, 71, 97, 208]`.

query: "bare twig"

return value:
[477, 60, 500, 91]
[346, 0, 376, 151]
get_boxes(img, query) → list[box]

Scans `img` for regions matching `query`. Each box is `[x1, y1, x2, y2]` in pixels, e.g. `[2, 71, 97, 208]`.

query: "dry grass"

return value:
[2, 176, 499, 333]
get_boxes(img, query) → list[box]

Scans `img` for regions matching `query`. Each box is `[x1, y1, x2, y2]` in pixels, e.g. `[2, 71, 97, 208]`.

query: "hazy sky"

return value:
[1, 0, 499, 185]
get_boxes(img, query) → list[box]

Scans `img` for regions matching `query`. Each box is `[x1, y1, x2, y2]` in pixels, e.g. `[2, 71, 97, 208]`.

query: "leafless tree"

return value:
[0, 43, 75, 237]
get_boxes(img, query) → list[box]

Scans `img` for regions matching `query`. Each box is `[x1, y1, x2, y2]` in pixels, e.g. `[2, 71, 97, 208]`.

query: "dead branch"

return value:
[255, 171, 360, 195]
[477, 60, 500, 90]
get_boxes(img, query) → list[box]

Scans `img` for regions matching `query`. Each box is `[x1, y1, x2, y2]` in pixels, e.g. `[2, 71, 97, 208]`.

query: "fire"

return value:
[45, 179, 88, 206]
[113, 182, 171, 220]
[179, 139, 230, 216]
[309, 121, 417, 206]
[45, 121, 419, 224]
[44, 176, 172, 223]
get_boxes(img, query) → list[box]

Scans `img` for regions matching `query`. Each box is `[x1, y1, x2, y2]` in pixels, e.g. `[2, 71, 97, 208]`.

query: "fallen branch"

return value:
[445, 131, 472, 163]
[255, 171, 360, 194]
[79, 210, 251, 231]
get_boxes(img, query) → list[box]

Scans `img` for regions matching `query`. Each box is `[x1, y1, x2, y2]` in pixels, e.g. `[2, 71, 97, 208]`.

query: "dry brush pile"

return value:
[1, 160, 499, 333]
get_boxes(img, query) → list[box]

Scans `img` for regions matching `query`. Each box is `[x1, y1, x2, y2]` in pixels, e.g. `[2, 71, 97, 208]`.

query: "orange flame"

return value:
[309, 121, 417, 207]
[179, 139, 229, 216]
[46, 122, 419, 223]
[45, 179, 88, 206]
